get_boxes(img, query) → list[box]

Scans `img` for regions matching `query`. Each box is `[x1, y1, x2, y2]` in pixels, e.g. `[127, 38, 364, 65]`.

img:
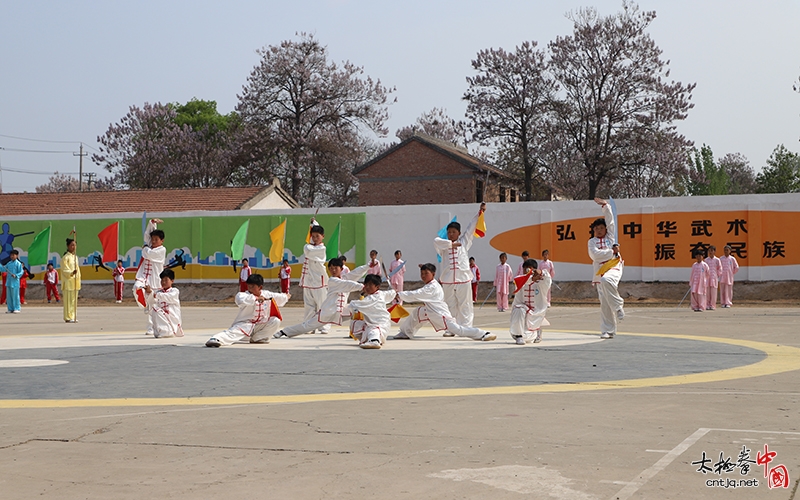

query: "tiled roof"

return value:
[353, 133, 512, 178]
[0, 185, 283, 216]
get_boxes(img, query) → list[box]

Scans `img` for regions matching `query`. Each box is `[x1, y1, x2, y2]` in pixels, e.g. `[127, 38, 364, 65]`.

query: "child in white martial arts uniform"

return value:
[347, 274, 396, 349]
[134, 219, 167, 335]
[588, 198, 624, 339]
[433, 202, 485, 332]
[394, 263, 495, 342]
[275, 258, 369, 338]
[689, 250, 709, 312]
[300, 221, 329, 334]
[144, 269, 183, 338]
[704, 245, 721, 310]
[719, 245, 739, 308]
[205, 274, 290, 347]
[510, 259, 551, 345]
[539, 249, 555, 307]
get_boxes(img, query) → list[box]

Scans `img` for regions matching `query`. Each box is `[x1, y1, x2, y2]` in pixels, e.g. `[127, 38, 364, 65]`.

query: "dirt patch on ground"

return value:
[18, 280, 800, 307]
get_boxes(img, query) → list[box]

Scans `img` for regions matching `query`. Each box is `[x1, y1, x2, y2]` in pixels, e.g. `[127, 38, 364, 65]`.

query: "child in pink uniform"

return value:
[539, 249, 555, 307]
[719, 245, 739, 308]
[689, 250, 709, 312]
[704, 245, 721, 310]
[494, 252, 513, 312]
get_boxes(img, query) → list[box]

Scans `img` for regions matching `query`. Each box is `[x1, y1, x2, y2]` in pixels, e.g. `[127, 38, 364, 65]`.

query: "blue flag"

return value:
[436, 216, 457, 263]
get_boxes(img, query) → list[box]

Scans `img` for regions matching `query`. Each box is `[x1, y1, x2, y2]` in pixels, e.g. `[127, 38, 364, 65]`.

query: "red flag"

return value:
[387, 303, 410, 323]
[97, 222, 119, 264]
[513, 273, 532, 294]
[269, 298, 283, 321]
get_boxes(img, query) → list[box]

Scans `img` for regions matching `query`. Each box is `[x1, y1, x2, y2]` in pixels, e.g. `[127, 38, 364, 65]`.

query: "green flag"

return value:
[28, 226, 51, 267]
[231, 220, 250, 261]
[325, 220, 341, 261]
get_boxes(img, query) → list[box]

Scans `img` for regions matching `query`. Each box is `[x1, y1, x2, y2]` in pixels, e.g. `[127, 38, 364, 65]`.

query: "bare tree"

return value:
[718, 153, 757, 194]
[396, 108, 468, 147]
[546, 1, 695, 199]
[35, 172, 116, 193]
[463, 41, 554, 201]
[236, 33, 394, 207]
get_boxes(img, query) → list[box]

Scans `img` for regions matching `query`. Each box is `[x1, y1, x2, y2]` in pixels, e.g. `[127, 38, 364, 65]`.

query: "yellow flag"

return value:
[388, 304, 410, 323]
[474, 211, 486, 238]
[269, 220, 287, 264]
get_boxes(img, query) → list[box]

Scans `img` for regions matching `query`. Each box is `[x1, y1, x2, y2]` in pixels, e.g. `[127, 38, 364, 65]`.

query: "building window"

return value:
[476, 178, 484, 203]
[510, 189, 517, 202]
[499, 187, 506, 203]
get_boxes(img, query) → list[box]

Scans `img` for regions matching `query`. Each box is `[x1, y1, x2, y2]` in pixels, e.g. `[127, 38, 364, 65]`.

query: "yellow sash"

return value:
[596, 257, 621, 277]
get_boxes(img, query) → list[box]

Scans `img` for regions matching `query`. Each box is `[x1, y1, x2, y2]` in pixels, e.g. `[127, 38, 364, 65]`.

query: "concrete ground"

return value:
[1, 301, 799, 499]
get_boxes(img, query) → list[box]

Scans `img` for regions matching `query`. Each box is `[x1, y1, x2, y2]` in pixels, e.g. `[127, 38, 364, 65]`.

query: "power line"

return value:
[0, 133, 80, 144]
[0, 167, 80, 176]
[0, 146, 76, 154]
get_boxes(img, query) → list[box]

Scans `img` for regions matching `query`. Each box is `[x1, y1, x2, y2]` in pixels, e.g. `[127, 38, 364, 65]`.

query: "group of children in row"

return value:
[689, 245, 741, 312]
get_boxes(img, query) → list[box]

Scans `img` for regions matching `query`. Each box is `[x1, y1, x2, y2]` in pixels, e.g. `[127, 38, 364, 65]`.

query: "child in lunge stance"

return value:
[144, 269, 183, 338]
[347, 274, 396, 349]
[689, 249, 709, 312]
[494, 252, 513, 312]
[510, 259, 551, 345]
[205, 274, 290, 347]
[275, 258, 369, 338]
[394, 263, 495, 342]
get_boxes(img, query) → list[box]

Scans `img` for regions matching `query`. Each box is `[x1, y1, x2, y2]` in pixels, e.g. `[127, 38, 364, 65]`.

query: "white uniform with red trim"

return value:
[134, 220, 167, 334]
[300, 242, 329, 334]
[348, 289, 396, 345]
[397, 279, 486, 340]
[145, 287, 183, 338]
[588, 203, 624, 335]
[433, 210, 480, 327]
[282, 265, 369, 337]
[207, 290, 290, 346]
[510, 271, 551, 342]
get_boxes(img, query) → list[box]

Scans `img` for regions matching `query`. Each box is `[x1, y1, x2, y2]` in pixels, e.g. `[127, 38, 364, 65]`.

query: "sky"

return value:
[1, 0, 799, 193]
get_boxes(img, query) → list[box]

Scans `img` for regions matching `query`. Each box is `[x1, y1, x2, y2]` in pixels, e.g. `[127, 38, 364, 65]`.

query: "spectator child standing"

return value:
[44, 263, 60, 303]
[469, 257, 480, 302]
[704, 245, 721, 310]
[539, 249, 555, 307]
[239, 258, 252, 293]
[279, 258, 292, 294]
[112, 260, 125, 303]
[516, 251, 530, 277]
[689, 250, 709, 312]
[389, 250, 405, 304]
[494, 252, 513, 312]
[719, 245, 739, 308]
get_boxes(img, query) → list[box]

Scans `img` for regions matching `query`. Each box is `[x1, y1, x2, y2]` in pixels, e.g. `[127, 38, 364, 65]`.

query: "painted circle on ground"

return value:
[0, 359, 69, 368]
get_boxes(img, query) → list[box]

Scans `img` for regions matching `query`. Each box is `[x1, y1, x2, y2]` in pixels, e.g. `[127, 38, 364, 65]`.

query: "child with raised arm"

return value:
[394, 263, 495, 342]
[300, 221, 329, 334]
[205, 274, 290, 347]
[112, 259, 125, 303]
[44, 263, 60, 303]
[588, 198, 624, 339]
[719, 245, 739, 308]
[704, 245, 721, 311]
[144, 269, 183, 338]
[239, 258, 252, 293]
[539, 249, 555, 307]
[690, 249, 710, 312]
[134, 219, 166, 335]
[275, 258, 369, 338]
[510, 259, 551, 345]
[494, 252, 513, 312]
[347, 274, 396, 349]
[433, 203, 485, 331]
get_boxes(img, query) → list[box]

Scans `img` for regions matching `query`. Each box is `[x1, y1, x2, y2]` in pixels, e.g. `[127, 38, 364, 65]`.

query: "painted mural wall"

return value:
[1, 192, 798, 283]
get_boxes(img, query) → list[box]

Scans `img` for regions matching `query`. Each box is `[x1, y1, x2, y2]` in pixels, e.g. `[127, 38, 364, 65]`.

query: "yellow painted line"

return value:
[1, 333, 799, 409]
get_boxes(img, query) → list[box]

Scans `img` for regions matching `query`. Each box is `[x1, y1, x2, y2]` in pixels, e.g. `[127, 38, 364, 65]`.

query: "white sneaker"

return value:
[600, 332, 615, 339]
[393, 332, 410, 340]
[481, 332, 496, 342]
[360, 339, 382, 349]
[514, 336, 526, 345]
[533, 329, 542, 343]
[616, 308, 625, 321]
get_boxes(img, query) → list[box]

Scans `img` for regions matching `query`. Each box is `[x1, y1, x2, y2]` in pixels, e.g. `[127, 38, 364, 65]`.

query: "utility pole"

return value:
[83, 172, 96, 190]
[73, 143, 87, 192]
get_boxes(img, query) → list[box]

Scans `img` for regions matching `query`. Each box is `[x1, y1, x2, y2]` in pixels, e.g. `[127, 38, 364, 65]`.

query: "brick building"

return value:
[353, 134, 521, 206]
